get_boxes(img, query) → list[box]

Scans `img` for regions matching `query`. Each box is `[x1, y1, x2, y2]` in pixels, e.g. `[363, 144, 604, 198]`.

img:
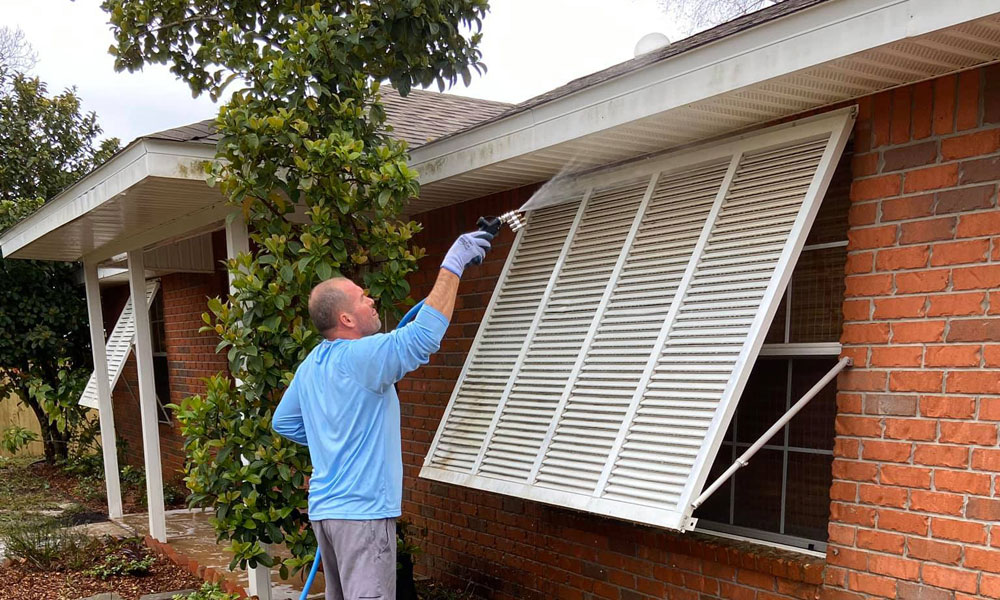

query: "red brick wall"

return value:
[107, 231, 230, 481]
[830, 65, 1000, 600]
[400, 64, 1000, 600]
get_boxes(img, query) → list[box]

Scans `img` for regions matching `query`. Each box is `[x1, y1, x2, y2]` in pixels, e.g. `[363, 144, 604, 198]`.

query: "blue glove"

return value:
[441, 231, 494, 278]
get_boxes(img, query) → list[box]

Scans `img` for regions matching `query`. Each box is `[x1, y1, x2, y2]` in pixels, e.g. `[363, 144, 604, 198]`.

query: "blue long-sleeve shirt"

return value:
[272, 304, 449, 520]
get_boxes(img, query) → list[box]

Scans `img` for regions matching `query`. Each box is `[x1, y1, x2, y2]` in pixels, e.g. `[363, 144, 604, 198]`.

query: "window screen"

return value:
[421, 109, 854, 531]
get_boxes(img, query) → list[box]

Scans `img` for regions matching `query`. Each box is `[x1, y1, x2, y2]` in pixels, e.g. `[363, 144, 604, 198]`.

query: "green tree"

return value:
[103, 0, 489, 574]
[0, 66, 120, 463]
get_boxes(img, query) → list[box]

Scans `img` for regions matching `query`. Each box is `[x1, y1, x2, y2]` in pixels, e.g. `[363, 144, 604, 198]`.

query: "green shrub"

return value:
[85, 538, 155, 579]
[172, 582, 240, 600]
[0, 514, 94, 570]
[1, 425, 38, 456]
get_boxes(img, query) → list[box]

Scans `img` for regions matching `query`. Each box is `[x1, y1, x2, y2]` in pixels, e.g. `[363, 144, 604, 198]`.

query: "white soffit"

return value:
[420, 109, 854, 531]
[0, 140, 227, 262]
[408, 0, 1000, 211]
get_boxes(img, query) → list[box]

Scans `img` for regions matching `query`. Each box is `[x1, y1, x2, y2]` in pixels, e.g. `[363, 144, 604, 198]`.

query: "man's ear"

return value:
[338, 311, 353, 329]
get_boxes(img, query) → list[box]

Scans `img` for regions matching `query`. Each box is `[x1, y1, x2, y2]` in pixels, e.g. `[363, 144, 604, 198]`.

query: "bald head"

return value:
[309, 277, 352, 336]
[309, 277, 382, 339]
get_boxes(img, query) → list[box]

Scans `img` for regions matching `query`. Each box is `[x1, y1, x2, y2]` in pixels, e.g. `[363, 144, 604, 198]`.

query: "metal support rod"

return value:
[691, 356, 852, 510]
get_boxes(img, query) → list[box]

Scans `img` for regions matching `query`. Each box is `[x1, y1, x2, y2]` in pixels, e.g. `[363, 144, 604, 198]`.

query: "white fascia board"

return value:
[0, 139, 218, 260]
[410, 0, 998, 185]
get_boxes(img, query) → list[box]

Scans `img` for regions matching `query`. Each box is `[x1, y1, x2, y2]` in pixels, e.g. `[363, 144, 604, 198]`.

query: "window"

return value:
[695, 152, 850, 552]
[149, 292, 173, 425]
[421, 110, 855, 532]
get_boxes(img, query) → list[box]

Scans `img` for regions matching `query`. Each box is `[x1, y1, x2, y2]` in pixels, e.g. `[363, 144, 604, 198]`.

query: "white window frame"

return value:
[421, 108, 856, 532]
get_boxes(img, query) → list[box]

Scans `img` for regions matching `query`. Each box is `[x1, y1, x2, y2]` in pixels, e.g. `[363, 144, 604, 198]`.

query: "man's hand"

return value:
[440, 231, 493, 278]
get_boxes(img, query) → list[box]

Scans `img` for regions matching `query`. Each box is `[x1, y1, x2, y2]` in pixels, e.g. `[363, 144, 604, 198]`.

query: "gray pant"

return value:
[313, 518, 396, 600]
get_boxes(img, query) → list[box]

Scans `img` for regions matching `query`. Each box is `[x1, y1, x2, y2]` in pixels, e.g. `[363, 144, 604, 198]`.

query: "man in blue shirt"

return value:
[273, 230, 493, 600]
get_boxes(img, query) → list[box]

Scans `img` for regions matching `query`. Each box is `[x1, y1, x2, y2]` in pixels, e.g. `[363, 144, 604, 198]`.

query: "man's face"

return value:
[339, 279, 381, 337]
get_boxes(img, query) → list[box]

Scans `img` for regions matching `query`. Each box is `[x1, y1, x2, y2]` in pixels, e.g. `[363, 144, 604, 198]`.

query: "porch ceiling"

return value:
[0, 140, 228, 263]
[407, 0, 1000, 212]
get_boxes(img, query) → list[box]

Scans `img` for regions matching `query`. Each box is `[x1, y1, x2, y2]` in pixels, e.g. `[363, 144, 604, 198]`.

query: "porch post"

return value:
[83, 261, 124, 519]
[126, 249, 167, 542]
[226, 213, 273, 599]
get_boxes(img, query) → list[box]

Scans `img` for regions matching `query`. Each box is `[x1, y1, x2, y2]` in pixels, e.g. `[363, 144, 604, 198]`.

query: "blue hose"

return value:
[299, 298, 425, 599]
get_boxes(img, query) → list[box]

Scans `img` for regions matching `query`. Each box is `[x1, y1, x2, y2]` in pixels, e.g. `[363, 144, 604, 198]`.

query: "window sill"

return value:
[676, 528, 826, 585]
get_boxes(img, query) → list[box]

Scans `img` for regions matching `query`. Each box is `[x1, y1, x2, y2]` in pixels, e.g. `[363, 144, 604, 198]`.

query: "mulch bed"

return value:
[0, 553, 202, 600]
[30, 461, 186, 514]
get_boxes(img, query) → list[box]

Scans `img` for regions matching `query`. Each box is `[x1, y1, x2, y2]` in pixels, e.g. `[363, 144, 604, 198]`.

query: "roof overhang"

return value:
[0, 139, 229, 262]
[408, 0, 1000, 210]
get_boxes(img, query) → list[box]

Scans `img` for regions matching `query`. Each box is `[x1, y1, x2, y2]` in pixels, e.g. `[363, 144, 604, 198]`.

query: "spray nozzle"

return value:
[477, 211, 526, 236]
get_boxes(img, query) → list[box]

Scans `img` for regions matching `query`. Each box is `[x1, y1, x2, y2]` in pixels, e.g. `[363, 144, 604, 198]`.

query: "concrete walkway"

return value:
[116, 508, 324, 600]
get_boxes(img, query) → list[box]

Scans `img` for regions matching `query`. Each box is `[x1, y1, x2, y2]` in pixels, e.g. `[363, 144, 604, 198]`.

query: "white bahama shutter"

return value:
[79, 280, 160, 409]
[421, 108, 854, 531]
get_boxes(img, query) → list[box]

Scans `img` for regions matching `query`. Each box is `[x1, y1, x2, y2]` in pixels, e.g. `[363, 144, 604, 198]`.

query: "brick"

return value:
[848, 202, 878, 226]
[935, 469, 992, 495]
[831, 460, 877, 484]
[860, 488, 907, 515]
[882, 194, 934, 221]
[920, 396, 976, 419]
[848, 225, 898, 249]
[933, 517, 988, 544]
[993, 291, 1000, 314]
[927, 292, 986, 317]
[933, 75, 957, 135]
[871, 346, 923, 367]
[839, 369, 887, 392]
[904, 164, 959, 193]
[947, 371, 1000, 394]
[861, 441, 911, 463]
[911, 490, 966, 516]
[873, 296, 926, 319]
[857, 527, 906, 554]
[852, 152, 879, 177]
[879, 509, 929, 535]
[957, 212, 1000, 237]
[883, 140, 938, 171]
[873, 91, 893, 148]
[924, 345, 981, 367]
[892, 87, 913, 144]
[897, 582, 954, 600]
[940, 421, 998, 445]
[830, 481, 857, 502]
[829, 503, 876, 527]
[967, 498, 1000, 521]
[848, 571, 897, 597]
[892, 320, 946, 343]
[841, 346, 868, 368]
[869, 553, 921, 581]
[914, 444, 969, 468]
[923, 563, 978, 594]
[895, 270, 950, 294]
[901, 218, 958, 245]
[842, 322, 890, 344]
[984, 397, 1000, 420]
[905, 537, 963, 565]
[960, 155, 1000, 185]
[834, 437, 861, 457]
[885, 418, 937, 441]
[987, 64, 1000, 124]
[889, 370, 943, 393]
[851, 175, 902, 202]
[931, 238, 990, 266]
[863, 394, 917, 416]
[913, 81, 934, 139]
[966, 547, 1000, 575]
[844, 273, 893, 297]
[835, 416, 882, 438]
[876, 245, 929, 270]
[942, 129, 1000, 160]
[880, 464, 932, 488]
[954, 265, 1000, 290]
[947, 318, 1000, 342]
[843, 299, 871, 320]
[956, 70, 981, 131]
[986, 345, 1000, 367]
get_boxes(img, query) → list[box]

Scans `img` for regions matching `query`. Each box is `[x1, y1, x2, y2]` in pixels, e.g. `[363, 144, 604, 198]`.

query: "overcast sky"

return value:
[0, 0, 683, 145]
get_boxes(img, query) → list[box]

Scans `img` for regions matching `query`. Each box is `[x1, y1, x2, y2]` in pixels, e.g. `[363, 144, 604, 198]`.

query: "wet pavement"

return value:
[117, 509, 324, 599]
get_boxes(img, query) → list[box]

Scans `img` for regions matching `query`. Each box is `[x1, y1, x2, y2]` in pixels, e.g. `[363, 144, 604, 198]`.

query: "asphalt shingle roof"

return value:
[143, 87, 512, 149]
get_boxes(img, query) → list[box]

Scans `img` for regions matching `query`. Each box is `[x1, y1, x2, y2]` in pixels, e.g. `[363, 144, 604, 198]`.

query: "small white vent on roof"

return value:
[634, 32, 671, 57]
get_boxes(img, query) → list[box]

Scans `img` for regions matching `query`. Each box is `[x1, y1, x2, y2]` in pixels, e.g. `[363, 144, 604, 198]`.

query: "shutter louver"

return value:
[80, 280, 160, 409]
[421, 109, 854, 531]
[429, 199, 581, 471]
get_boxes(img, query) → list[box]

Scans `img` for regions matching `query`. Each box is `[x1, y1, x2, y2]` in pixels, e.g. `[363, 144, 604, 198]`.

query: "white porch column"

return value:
[83, 261, 124, 519]
[126, 249, 167, 543]
[226, 213, 273, 600]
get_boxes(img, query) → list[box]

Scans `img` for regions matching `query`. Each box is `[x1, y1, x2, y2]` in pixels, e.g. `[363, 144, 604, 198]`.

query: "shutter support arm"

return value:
[691, 356, 852, 510]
